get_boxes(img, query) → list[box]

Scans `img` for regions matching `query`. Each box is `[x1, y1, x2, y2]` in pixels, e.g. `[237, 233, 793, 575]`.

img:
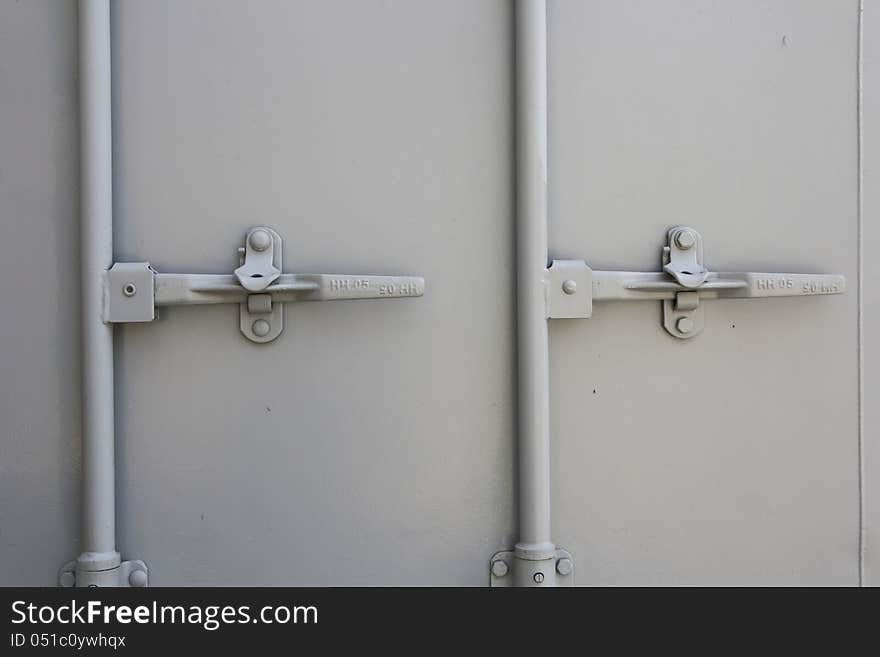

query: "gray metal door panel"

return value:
[0, 0, 81, 586]
[111, 0, 514, 584]
[548, 0, 859, 584]
[865, 0, 879, 588]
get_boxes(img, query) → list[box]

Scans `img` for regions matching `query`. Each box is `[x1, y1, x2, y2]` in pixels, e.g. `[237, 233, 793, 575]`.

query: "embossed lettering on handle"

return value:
[296, 274, 425, 301]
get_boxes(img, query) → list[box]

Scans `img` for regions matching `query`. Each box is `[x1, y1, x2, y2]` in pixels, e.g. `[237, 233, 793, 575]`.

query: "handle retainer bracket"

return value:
[237, 227, 284, 343]
[663, 226, 707, 338]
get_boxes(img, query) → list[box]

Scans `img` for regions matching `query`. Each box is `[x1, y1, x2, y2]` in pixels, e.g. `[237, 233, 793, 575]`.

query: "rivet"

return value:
[249, 229, 272, 252]
[59, 571, 75, 588]
[675, 229, 696, 250]
[252, 319, 271, 337]
[556, 558, 573, 576]
[122, 283, 137, 297]
[491, 560, 509, 578]
[676, 317, 694, 334]
[533, 572, 545, 584]
[562, 279, 577, 295]
[128, 569, 147, 588]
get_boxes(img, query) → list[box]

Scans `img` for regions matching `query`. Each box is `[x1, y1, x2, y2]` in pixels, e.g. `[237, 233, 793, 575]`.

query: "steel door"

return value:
[547, 1, 859, 585]
[108, 0, 514, 585]
[1, 0, 874, 586]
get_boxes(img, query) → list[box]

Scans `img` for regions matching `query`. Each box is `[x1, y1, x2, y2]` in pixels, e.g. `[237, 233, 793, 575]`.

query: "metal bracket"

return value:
[489, 548, 574, 587]
[104, 262, 156, 323]
[546, 259, 592, 319]
[546, 226, 845, 339]
[102, 226, 424, 344]
[662, 227, 706, 338]
[663, 226, 708, 288]
[237, 227, 283, 343]
[234, 227, 281, 292]
[58, 558, 149, 588]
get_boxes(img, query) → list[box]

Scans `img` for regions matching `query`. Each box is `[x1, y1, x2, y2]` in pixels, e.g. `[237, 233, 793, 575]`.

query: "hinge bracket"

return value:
[58, 555, 149, 588]
[489, 548, 574, 587]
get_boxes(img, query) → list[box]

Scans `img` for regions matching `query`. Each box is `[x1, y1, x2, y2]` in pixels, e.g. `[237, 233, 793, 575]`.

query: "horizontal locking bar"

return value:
[154, 273, 424, 306]
[103, 227, 425, 343]
[545, 226, 845, 338]
[592, 271, 845, 301]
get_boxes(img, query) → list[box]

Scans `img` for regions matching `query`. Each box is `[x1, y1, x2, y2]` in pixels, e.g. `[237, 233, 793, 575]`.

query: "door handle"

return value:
[546, 226, 845, 338]
[103, 226, 424, 343]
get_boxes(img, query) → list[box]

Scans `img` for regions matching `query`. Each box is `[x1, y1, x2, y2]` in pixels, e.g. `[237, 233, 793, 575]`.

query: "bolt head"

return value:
[128, 569, 147, 588]
[491, 560, 509, 578]
[676, 317, 695, 334]
[556, 558, 573, 576]
[59, 571, 75, 588]
[562, 279, 577, 295]
[252, 319, 271, 337]
[533, 572, 545, 584]
[249, 229, 272, 252]
[122, 283, 137, 297]
[675, 229, 697, 250]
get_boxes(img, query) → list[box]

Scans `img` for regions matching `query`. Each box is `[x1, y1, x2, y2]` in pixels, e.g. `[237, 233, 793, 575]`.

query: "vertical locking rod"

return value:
[77, 0, 121, 580]
[514, 0, 555, 565]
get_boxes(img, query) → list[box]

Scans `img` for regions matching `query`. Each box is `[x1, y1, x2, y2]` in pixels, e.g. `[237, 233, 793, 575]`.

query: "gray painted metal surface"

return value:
[0, 0, 82, 586]
[110, 0, 515, 586]
[0, 0, 873, 586]
[865, 0, 879, 588]
[548, 0, 860, 585]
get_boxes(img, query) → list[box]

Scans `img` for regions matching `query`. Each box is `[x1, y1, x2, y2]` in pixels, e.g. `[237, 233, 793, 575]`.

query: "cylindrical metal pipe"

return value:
[514, 0, 554, 558]
[78, 0, 119, 565]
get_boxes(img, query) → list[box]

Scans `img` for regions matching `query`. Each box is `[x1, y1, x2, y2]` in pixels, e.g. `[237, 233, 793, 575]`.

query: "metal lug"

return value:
[489, 548, 574, 587]
[546, 259, 592, 319]
[238, 227, 284, 343]
[662, 226, 706, 338]
[58, 558, 149, 588]
[234, 227, 281, 292]
[664, 226, 708, 288]
[103, 262, 156, 323]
